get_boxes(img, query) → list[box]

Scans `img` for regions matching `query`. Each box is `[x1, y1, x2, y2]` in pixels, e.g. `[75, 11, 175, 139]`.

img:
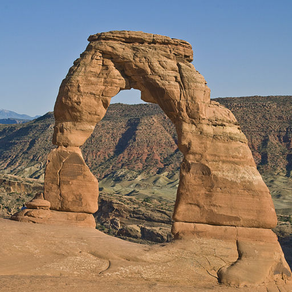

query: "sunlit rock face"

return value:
[50, 30, 276, 228]
[37, 31, 289, 285]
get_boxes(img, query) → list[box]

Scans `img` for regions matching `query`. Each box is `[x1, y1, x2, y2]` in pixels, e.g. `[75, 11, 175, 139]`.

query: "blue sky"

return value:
[0, 0, 291, 116]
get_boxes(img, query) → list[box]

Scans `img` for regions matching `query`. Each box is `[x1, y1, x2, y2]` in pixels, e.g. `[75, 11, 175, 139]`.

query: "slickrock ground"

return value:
[0, 218, 291, 292]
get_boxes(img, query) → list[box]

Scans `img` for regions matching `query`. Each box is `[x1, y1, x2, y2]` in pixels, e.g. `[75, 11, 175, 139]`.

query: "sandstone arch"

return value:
[47, 31, 276, 229]
[14, 31, 291, 286]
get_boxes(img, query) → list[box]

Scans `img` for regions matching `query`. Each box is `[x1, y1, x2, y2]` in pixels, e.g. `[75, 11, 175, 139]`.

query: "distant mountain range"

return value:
[0, 109, 39, 124]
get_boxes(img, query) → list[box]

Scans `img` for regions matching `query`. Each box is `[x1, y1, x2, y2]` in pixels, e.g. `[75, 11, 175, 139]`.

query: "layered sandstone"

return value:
[11, 193, 95, 228]
[13, 30, 290, 286]
[44, 146, 98, 213]
[51, 30, 276, 227]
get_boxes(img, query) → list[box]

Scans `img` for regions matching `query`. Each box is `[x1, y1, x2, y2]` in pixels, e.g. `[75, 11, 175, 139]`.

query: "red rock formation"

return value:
[14, 31, 291, 286]
[50, 31, 276, 226]
[44, 146, 98, 213]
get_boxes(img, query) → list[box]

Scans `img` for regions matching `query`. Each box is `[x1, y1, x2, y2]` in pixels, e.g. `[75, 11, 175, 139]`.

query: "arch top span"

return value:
[53, 30, 211, 147]
[87, 30, 194, 62]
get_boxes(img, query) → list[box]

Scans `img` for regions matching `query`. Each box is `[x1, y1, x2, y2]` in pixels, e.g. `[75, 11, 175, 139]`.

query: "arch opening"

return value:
[81, 88, 182, 243]
[111, 89, 145, 105]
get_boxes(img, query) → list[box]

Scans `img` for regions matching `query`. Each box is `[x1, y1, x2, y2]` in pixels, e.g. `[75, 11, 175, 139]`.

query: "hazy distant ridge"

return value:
[0, 109, 38, 121]
[0, 118, 30, 124]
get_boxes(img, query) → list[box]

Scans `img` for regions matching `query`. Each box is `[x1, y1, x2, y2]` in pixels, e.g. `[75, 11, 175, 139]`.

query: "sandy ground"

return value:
[0, 218, 291, 292]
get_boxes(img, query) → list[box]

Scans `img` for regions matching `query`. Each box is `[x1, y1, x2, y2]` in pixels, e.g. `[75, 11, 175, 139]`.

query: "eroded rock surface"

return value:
[50, 30, 276, 229]
[11, 192, 96, 228]
[44, 146, 99, 213]
[1, 219, 292, 292]
[24, 30, 291, 286]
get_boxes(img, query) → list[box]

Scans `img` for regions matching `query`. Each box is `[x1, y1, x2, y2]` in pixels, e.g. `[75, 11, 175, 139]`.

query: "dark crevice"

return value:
[114, 118, 140, 156]
[286, 153, 292, 177]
